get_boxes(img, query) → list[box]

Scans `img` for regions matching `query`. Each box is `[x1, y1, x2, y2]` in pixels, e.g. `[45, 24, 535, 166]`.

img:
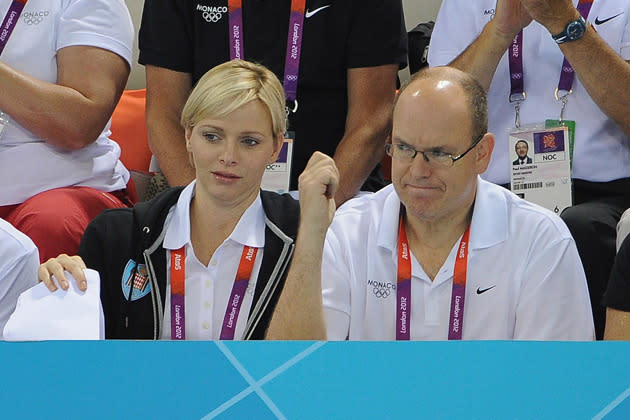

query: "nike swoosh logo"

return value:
[305, 5, 331, 18]
[594, 12, 624, 25]
[476, 285, 496, 295]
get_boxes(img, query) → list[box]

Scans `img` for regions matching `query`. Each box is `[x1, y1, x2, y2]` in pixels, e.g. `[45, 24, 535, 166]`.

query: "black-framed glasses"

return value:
[385, 134, 485, 168]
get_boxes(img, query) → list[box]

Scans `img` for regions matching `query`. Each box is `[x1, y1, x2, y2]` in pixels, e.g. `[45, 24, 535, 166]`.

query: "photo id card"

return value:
[509, 126, 572, 214]
[261, 132, 293, 194]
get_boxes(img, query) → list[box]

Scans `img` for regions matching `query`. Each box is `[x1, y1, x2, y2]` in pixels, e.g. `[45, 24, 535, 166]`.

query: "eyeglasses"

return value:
[385, 134, 485, 168]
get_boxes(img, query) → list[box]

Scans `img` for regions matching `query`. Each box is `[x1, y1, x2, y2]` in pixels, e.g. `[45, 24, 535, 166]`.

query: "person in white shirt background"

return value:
[0, 0, 137, 262]
[0, 218, 38, 339]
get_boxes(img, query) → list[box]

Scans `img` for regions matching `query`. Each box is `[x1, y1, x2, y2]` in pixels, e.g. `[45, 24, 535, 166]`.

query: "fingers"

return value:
[299, 152, 340, 197]
[38, 254, 88, 292]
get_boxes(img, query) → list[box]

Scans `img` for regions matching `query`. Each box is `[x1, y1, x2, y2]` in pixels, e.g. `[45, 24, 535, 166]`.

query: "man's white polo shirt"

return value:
[322, 178, 594, 340]
[161, 181, 265, 340]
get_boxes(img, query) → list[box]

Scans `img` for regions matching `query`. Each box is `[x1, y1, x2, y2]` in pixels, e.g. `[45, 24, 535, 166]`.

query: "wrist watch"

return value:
[552, 16, 587, 44]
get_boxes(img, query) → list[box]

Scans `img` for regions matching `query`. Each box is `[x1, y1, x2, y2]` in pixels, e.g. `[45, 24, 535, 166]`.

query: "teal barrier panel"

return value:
[0, 341, 628, 419]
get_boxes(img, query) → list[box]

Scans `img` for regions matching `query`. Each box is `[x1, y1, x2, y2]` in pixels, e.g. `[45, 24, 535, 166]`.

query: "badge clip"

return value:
[509, 92, 526, 129]
[554, 88, 572, 124]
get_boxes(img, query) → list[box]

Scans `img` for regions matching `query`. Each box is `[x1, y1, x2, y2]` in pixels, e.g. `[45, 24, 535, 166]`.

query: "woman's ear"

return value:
[268, 133, 284, 164]
[185, 126, 195, 168]
[185, 126, 193, 152]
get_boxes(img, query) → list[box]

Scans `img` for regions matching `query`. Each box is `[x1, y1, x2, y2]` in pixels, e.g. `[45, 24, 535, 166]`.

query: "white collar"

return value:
[163, 180, 266, 251]
[376, 177, 508, 253]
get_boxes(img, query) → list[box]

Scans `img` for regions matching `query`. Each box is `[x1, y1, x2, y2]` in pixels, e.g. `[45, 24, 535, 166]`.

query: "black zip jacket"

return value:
[78, 187, 299, 340]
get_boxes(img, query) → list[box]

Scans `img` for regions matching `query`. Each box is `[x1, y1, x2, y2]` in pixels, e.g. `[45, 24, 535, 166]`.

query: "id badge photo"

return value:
[509, 124, 572, 214]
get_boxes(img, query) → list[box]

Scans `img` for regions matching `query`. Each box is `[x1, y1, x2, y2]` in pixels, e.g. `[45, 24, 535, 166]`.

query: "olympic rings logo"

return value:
[24, 16, 42, 25]
[203, 11, 223, 22]
[372, 287, 391, 299]
[286, 75, 298, 81]
[22, 11, 48, 25]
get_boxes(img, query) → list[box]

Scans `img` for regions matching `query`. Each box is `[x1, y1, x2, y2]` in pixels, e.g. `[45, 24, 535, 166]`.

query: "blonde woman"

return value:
[39, 60, 308, 340]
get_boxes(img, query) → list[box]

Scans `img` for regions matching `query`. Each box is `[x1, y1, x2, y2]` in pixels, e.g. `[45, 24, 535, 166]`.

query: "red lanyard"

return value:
[0, 0, 27, 55]
[169, 245, 258, 340]
[396, 211, 471, 340]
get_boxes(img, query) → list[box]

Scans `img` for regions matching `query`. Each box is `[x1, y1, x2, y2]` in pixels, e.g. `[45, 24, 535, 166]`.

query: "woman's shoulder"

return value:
[260, 191, 300, 236]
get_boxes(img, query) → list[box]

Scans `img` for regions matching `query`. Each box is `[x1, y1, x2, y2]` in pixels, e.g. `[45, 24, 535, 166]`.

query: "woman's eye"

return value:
[203, 133, 220, 142]
[242, 137, 260, 147]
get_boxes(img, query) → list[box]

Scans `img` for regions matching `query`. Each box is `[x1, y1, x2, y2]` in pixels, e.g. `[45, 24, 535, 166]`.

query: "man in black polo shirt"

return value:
[138, 0, 407, 205]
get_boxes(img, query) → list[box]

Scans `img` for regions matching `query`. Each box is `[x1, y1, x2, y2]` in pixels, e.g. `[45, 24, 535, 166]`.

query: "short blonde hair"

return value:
[181, 60, 287, 138]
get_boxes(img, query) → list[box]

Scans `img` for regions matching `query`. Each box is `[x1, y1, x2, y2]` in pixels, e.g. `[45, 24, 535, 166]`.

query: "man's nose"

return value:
[409, 152, 432, 178]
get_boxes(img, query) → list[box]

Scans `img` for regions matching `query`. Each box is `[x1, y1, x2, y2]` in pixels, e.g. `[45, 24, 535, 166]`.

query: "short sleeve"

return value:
[346, 0, 407, 69]
[514, 237, 594, 340]
[138, 0, 194, 72]
[321, 228, 352, 340]
[428, 0, 483, 67]
[57, 0, 134, 67]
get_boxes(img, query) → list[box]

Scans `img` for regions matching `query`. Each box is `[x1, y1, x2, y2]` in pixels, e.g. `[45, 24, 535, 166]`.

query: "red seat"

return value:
[110, 89, 151, 173]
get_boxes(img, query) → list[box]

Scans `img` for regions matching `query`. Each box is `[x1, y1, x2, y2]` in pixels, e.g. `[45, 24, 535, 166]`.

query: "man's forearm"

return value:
[555, 27, 630, 134]
[145, 65, 195, 186]
[146, 116, 195, 186]
[449, 19, 516, 91]
[333, 126, 387, 206]
[0, 47, 129, 150]
[265, 225, 327, 340]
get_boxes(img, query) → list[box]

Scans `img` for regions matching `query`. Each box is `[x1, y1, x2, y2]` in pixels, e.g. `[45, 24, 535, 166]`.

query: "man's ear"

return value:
[475, 133, 494, 174]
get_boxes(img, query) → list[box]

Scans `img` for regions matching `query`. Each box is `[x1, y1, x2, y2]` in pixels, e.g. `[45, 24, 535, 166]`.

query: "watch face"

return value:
[567, 20, 586, 40]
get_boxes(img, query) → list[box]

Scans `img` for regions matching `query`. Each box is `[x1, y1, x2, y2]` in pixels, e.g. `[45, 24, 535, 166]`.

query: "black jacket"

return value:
[78, 187, 299, 340]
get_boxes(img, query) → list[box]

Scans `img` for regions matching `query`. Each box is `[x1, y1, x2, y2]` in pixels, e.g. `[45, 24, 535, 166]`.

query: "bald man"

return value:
[267, 67, 594, 341]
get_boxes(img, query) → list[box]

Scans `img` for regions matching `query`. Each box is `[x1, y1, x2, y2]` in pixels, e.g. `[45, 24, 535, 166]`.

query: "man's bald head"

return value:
[394, 67, 488, 144]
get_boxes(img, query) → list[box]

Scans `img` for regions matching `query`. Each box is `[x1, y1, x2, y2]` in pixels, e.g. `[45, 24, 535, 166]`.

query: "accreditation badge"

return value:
[509, 125, 572, 214]
[0, 111, 9, 141]
[261, 131, 294, 194]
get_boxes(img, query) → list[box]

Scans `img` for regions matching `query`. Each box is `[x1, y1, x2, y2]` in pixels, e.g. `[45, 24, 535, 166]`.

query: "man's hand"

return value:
[266, 151, 338, 340]
[38, 254, 87, 292]
[492, 0, 533, 41]
[519, 0, 581, 35]
[298, 152, 340, 237]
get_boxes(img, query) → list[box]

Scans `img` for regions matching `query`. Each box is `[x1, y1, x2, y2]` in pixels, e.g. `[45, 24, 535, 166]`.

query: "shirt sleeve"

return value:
[321, 228, 352, 340]
[345, 0, 408, 69]
[428, 0, 484, 67]
[603, 235, 630, 310]
[514, 237, 595, 341]
[58, 0, 134, 67]
[138, 0, 194, 72]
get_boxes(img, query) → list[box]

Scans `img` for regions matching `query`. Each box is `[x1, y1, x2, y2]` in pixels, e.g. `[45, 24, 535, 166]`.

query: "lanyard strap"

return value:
[508, 31, 525, 103]
[0, 0, 27, 55]
[169, 245, 258, 340]
[227, 0, 306, 105]
[170, 247, 186, 340]
[557, 0, 594, 94]
[508, 0, 594, 117]
[396, 210, 471, 340]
